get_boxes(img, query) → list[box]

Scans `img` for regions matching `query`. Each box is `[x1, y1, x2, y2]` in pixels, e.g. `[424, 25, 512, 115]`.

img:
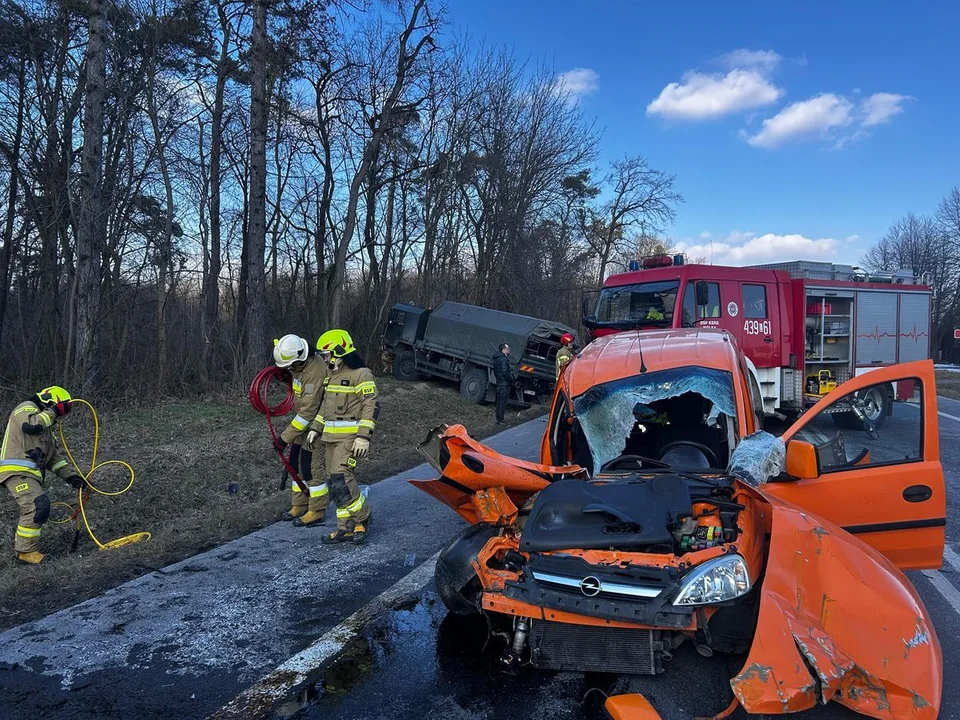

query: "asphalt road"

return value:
[1, 397, 958, 720]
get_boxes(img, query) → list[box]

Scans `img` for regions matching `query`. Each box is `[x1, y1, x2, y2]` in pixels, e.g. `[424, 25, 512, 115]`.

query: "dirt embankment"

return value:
[0, 375, 541, 630]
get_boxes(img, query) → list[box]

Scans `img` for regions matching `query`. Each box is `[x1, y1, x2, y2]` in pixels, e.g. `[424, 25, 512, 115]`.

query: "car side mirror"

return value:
[785, 440, 820, 480]
[695, 281, 709, 307]
[581, 290, 599, 319]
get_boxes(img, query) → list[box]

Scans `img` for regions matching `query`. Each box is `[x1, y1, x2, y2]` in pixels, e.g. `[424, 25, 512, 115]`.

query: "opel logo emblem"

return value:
[579, 576, 602, 597]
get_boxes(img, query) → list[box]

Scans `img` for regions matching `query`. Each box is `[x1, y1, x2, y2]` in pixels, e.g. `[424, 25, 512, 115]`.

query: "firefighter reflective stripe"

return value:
[51, 460, 68, 473]
[15, 404, 51, 427]
[309, 484, 328, 498]
[323, 420, 360, 433]
[291, 414, 310, 431]
[0, 460, 41, 477]
[358, 419, 375, 431]
[292, 378, 303, 394]
[335, 493, 366, 519]
[16, 525, 41, 538]
[325, 382, 377, 395]
[292, 484, 302, 493]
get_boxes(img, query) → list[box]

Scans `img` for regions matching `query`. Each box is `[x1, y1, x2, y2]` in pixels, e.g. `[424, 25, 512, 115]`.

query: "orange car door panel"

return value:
[767, 360, 945, 570]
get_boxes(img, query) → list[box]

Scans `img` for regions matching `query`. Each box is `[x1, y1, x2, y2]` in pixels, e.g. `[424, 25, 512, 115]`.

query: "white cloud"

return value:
[554, 68, 599, 103]
[861, 92, 911, 126]
[717, 49, 782, 73]
[647, 69, 783, 120]
[746, 93, 853, 149]
[675, 231, 841, 265]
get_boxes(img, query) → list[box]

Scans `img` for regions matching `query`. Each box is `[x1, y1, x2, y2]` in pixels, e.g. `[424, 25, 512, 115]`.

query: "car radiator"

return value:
[529, 620, 664, 674]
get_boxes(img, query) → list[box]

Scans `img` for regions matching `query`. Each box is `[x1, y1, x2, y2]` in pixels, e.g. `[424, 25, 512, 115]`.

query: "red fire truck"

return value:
[583, 255, 933, 425]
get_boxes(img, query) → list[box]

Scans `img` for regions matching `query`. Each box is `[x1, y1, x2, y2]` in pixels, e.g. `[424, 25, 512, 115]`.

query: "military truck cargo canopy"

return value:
[426, 301, 573, 341]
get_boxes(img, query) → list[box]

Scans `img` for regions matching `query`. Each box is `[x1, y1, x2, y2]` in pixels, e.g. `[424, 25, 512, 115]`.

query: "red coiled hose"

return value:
[248, 366, 308, 492]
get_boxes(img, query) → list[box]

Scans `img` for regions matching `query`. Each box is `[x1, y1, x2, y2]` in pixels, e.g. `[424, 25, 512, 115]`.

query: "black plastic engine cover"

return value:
[519, 476, 692, 552]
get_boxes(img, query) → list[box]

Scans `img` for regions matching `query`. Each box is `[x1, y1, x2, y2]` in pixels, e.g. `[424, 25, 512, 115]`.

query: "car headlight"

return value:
[673, 554, 751, 606]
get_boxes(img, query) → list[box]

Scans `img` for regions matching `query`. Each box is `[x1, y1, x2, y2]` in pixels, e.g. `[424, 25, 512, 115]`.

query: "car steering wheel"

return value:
[658, 441, 719, 468]
[600, 454, 670, 472]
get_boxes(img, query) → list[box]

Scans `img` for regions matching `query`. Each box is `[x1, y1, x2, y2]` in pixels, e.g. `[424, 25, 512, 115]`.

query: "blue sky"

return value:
[447, 1, 960, 266]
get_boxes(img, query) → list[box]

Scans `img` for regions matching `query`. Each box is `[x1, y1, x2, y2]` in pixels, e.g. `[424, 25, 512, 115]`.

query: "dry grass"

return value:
[0, 376, 541, 630]
[935, 370, 960, 401]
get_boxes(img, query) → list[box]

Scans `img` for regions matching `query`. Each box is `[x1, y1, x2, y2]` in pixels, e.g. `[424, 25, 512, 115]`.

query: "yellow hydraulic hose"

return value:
[49, 398, 150, 550]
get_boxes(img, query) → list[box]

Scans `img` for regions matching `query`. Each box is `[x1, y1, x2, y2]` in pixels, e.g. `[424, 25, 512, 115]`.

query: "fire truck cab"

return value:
[583, 255, 932, 422]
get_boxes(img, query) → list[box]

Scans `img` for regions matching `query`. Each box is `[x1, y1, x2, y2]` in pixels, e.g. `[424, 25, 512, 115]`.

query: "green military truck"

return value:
[382, 301, 578, 405]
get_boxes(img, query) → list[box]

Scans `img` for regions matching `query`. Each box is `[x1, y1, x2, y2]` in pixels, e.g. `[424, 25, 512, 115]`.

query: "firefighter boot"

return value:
[282, 505, 306, 521]
[17, 551, 47, 565]
[292, 509, 326, 527]
[351, 521, 368, 544]
[323, 520, 355, 544]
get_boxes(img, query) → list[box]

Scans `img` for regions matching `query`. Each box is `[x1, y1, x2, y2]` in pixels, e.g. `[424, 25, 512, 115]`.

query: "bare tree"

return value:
[581, 155, 682, 285]
[242, 0, 269, 370]
[72, 0, 109, 389]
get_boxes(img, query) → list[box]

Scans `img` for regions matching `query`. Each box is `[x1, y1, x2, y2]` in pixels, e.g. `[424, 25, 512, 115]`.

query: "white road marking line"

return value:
[943, 546, 960, 573]
[922, 569, 960, 616]
[211, 551, 440, 720]
[938, 410, 960, 424]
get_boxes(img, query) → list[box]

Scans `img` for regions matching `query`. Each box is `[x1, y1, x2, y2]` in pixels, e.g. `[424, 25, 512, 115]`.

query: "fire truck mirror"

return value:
[695, 281, 709, 308]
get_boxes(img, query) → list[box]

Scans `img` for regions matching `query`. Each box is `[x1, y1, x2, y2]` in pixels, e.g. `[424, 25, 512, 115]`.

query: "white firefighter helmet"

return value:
[273, 334, 309, 368]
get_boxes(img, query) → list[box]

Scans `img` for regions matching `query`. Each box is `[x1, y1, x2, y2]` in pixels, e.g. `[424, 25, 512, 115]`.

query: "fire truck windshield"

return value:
[591, 280, 680, 328]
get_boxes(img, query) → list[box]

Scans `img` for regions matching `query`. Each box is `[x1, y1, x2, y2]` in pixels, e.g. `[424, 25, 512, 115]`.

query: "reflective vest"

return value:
[311, 366, 379, 443]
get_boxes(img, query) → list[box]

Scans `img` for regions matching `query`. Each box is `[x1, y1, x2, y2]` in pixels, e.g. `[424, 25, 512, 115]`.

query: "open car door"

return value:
[765, 359, 945, 570]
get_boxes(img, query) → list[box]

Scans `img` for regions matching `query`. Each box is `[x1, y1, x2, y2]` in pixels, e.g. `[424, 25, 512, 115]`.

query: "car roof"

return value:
[564, 329, 742, 398]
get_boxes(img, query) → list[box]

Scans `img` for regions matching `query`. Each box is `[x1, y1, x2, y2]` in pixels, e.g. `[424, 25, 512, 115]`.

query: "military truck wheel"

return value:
[393, 349, 418, 381]
[460, 367, 488, 404]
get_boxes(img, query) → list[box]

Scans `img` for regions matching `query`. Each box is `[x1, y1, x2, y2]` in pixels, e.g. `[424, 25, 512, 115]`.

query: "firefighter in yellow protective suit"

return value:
[306, 329, 377, 544]
[271, 334, 330, 526]
[555, 333, 575, 379]
[1, 386, 87, 564]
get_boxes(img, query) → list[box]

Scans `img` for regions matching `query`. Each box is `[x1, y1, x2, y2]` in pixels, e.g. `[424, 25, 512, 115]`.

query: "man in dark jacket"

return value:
[492, 343, 514, 425]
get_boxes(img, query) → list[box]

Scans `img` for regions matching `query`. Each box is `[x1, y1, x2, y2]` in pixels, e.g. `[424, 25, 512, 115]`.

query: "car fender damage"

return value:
[413, 356, 943, 720]
[726, 487, 941, 718]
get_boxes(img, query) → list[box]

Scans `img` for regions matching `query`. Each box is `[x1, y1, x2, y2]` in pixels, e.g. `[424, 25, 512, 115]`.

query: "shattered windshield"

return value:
[593, 280, 679, 327]
[572, 366, 737, 473]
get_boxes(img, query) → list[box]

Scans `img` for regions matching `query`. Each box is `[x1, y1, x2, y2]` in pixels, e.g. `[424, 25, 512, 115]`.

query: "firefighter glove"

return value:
[306, 429, 319, 447]
[351, 436, 370, 459]
[64, 474, 86, 490]
[51, 400, 71, 418]
[273, 437, 288, 454]
[21, 421, 45, 436]
[26, 448, 45, 465]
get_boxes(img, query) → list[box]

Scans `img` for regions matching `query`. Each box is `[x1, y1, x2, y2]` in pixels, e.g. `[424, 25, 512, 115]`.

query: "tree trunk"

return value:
[243, 0, 269, 371]
[0, 60, 26, 349]
[201, 5, 230, 383]
[73, 0, 107, 390]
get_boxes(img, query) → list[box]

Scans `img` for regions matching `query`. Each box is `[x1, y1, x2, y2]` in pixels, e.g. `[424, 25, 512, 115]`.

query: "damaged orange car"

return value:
[411, 329, 945, 718]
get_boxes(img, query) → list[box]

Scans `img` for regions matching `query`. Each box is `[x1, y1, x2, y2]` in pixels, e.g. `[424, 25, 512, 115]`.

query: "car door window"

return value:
[743, 284, 767, 319]
[792, 379, 922, 472]
[681, 284, 696, 327]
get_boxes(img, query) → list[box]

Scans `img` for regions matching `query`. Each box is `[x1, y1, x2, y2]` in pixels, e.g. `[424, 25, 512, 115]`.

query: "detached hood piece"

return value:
[410, 424, 585, 524]
[731, 488, 941, 717]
